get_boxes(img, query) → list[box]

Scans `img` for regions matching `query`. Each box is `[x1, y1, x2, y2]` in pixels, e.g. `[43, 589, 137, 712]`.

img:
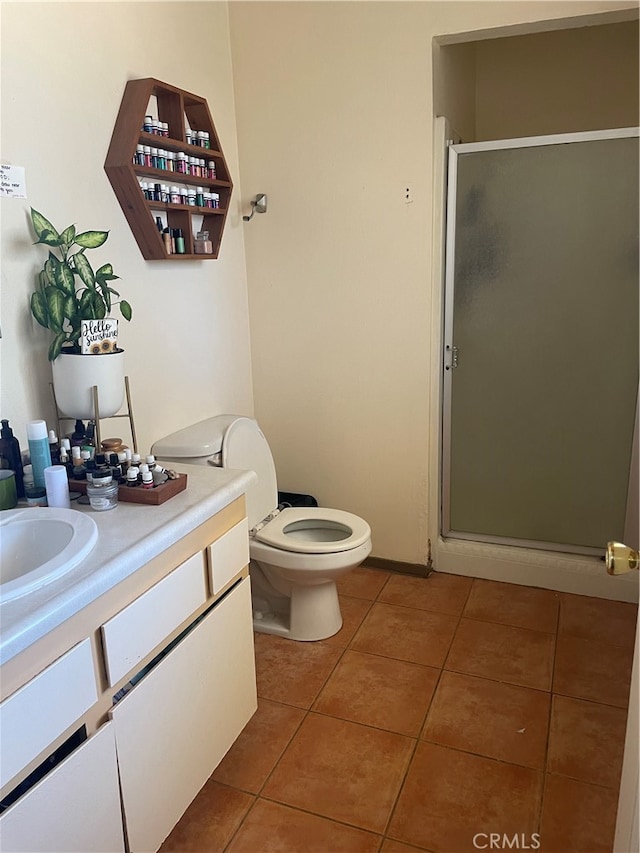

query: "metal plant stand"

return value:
[50, 375, 138, 454]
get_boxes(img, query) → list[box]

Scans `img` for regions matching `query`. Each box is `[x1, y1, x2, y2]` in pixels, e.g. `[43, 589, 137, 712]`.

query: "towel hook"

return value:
[243, 193, 267, 222]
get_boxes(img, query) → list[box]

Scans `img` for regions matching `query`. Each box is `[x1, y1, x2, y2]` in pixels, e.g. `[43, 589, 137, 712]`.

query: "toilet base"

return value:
[252, 579, 343, 641]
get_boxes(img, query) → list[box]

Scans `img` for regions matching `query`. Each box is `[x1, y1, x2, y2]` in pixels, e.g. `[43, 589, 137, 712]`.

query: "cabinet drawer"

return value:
[102, 550, 207, 687]
[0, 639, 96, 790]
[111, 576, 256, 853]
[0, 723, 124, 853]
[207, 518, 249, 593]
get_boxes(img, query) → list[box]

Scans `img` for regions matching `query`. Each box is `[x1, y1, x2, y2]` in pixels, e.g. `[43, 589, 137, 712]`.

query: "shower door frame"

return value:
[442, 126, 639, 558]
[426, 117, 639, 601]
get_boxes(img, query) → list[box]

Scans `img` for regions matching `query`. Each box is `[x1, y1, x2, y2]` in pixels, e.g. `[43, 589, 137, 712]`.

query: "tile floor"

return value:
[161, 568, 637, 853]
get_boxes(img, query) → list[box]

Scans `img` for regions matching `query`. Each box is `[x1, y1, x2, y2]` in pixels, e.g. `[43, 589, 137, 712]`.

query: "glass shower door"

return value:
[442, 129, 639, 554]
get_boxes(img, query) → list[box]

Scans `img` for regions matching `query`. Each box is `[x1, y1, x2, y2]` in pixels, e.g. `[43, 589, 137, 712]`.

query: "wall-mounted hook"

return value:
[243, 193, 267, 222]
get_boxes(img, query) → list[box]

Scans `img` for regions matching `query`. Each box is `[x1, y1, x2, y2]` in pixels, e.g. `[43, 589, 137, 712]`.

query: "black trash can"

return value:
[278, 491, 318, 509]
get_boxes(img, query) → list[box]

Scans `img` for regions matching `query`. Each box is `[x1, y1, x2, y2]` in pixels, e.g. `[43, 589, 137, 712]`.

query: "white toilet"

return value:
[152, 416, 372, 641]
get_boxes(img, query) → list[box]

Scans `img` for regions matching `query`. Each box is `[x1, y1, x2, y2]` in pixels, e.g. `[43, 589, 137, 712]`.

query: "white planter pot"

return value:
[52, 350, 125, 419]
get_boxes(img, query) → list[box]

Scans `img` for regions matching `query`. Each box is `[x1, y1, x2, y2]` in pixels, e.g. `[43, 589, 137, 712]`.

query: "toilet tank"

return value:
[152, 415, 279, 529]
[151, 416, 239, 466]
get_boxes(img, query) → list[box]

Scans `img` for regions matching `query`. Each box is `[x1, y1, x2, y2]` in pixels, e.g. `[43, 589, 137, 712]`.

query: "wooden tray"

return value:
[71, 473, 187, 505]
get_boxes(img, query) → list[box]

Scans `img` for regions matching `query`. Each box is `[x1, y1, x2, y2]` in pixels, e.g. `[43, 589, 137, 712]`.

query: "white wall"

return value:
[0, 1, 253, 457]
[229, 0, 638, 564]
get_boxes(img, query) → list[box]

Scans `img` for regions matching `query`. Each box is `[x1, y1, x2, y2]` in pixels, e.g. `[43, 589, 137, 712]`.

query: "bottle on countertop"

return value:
[87, 469, 119, 511]
[70, 420, 86, 448]
[0, 419, 25, 498]
[27, 420, 52, 489]
[48, 429, 60, 465]
[23, 464, 47, 506]
[82, 421, 96, 459]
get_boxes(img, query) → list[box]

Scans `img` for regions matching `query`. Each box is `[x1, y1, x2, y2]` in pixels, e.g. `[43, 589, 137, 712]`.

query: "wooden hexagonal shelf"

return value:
[105, 78, 233, 260]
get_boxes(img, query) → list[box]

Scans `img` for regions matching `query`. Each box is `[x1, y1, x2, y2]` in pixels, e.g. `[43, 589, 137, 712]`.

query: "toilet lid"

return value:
[255, 507, 371, 554]
[221, 417, 279, 530]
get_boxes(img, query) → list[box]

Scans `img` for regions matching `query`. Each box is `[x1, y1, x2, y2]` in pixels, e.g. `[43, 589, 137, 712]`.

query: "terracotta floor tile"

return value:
[262, 713, 413, 833]
[539, 774, 618, 852]
[388, 741, 542, 853]
[378, 572, 473, 616]
[336, 566, 391, 600]
[212, 699, 305, 793]
[226, 799, 381, 852]
[159, 780, 254, 852]
[323, 595, 373, 648]
[445, 618, 555, 691]
[381, 840, 432, 853]
[253, 633, 342, 709]
[553, 634, 634, 708]
[464, 579, 559, 633]
[350, 602, 458, 667]
[314, 649, 440, 736]
[559, 593, 638, 648]
[547, 694, 628, 788]
[422, 671, 550, 769]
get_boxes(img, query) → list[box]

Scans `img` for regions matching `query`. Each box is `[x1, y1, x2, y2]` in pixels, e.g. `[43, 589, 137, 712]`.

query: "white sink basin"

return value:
[0, 508, 98, 603]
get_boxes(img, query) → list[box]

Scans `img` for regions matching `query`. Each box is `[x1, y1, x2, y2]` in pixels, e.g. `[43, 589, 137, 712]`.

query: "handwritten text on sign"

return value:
[0, 164, 27, 199]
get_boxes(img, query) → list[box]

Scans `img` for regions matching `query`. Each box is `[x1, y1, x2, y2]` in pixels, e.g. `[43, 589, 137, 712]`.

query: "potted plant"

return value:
[29, 208, 133, 419]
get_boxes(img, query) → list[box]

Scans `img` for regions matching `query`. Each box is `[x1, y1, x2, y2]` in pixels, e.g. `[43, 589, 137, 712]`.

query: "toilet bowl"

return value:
[152, 416, 372, 641]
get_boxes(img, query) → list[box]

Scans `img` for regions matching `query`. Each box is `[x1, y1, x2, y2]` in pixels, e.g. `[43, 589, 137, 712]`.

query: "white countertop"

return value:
[0, 463, 255, 665]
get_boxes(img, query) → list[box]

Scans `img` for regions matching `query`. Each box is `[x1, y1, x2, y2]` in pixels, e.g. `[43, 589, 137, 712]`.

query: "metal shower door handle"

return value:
[606, 541, 639, 575]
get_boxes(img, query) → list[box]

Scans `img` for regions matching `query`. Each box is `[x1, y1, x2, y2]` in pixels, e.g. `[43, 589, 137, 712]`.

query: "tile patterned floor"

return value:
[161, 569, 637, 853]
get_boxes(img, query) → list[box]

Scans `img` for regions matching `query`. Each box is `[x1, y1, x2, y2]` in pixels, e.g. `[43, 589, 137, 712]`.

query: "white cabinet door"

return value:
[0, 638, 97, 790]
[111, 576, 257, 853]
[207, 518, 250, 593]
[102, 550, 207, 686]
[0, 723, 124, 853]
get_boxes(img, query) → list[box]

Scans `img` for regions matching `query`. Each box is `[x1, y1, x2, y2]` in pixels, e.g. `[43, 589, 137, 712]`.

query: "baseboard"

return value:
[362, 556, 429, 578]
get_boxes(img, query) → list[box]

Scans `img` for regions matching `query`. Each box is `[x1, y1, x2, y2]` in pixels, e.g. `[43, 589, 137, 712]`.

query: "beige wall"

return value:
[230, 1, 638, 563]
[0, 2, 253, 456]
[475, 21, 639, 139]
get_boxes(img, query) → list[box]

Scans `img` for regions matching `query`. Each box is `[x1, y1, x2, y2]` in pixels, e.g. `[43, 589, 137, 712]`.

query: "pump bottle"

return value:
[0, 419, 25, 498]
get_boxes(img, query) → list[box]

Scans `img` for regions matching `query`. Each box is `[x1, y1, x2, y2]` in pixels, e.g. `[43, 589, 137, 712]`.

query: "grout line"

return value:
[220, 789, 259, 853]
[254, 792, 386, 841]
[381, 733, 421, 838]
[254, 706, 309, 800]
[416, 735, 546, 775]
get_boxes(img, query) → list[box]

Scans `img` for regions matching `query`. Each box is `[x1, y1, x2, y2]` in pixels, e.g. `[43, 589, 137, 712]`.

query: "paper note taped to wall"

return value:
[0, 164, 27, 199]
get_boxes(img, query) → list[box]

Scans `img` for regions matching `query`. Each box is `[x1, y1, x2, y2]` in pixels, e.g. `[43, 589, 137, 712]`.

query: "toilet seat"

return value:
[255, 507, 371, 555]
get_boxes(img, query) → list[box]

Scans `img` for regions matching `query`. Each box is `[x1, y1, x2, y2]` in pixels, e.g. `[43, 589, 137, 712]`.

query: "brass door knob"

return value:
[606, 542, 639, 575]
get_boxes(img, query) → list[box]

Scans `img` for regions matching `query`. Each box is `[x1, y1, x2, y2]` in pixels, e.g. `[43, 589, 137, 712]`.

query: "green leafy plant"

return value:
[29, 208, 132, 361]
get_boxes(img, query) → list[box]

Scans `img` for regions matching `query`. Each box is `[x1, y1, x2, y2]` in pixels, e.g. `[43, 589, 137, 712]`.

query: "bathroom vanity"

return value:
[0, 464, 258, 852]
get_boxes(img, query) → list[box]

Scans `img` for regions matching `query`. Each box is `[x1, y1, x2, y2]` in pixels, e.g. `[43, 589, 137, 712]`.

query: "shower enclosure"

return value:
[442, 128, 639, 556]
